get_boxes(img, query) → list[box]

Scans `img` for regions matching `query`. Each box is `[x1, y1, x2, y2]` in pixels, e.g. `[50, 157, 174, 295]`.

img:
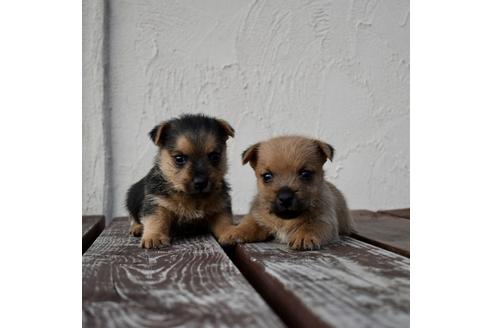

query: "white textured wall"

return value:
[83, 0, 107, 216]
[84, 0, 409, 217]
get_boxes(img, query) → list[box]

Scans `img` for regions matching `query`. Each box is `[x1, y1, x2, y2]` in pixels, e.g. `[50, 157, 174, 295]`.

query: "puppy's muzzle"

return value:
[191, 175, 210, 193]
[276, 188, 295, 208]
[273, 187, 302, 219]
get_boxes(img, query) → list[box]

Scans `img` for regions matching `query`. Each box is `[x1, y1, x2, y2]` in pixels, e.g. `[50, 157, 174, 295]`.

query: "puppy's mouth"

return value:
[185, 188, 213, 197]
[271, 207, 303, 220]
[185, 178, 214, 196]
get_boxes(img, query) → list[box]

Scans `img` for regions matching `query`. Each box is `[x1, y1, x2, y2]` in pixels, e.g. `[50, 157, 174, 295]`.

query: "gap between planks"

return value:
[82, 215, 105, 254]
[377, 208, 410, 220]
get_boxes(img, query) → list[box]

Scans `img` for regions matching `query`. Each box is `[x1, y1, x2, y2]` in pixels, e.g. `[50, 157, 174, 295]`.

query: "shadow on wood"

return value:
[377, 208, 410, 220]
[351, 209, 410, 257]
[82, 215, 105, 254]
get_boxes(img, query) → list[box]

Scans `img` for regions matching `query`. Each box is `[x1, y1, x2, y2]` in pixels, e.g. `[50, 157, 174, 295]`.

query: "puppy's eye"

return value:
[262, 171, 273, 183]
[208, 151, 221, 163]
[299, 169, 313, 180]
[174, 154, 187, 166]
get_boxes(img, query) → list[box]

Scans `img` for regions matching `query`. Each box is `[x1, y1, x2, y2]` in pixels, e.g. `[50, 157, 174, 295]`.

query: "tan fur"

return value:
[142, 191, 234, 248]
[220, 213, 270, 243]
[203, 134, 219, 154]
[210, 212, 242, 245]
[242, 142, 260, 166]
[175, 135, 194, 155]
[140, 207, 172, 248]
[152, 122, 169, 145]
[159, 151, 193, 194]
[152, 192, 227, 223]
[230, 136, 355, 250]
[159, 135, 228, 194]
[128, 218, 143, 237]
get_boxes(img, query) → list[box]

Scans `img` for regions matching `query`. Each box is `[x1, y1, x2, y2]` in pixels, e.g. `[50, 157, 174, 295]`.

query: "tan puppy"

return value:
[225, 136, 354, 250]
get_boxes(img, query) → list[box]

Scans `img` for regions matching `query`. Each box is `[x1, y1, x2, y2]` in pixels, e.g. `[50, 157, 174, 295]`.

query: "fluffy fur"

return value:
[225, 136, 355, 250]
[126, 114, 237, 248]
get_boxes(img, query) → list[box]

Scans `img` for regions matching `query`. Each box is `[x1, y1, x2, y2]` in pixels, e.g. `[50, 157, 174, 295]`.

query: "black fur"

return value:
[126, 178, 145, 220]
[148, 125, 161, 145]
[126, 165, 172, 219]
[141, 195, 157, 217]
[327, 144, 335, 160]
[145, 165, 172, 196]
[152, 114, 231, 150]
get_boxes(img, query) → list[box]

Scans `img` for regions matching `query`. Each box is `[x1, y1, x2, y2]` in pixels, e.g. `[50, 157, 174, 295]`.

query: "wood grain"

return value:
[351, 210, 410, 257]
[82, 215, 105, 254]
[83, 217, 283, 328]
[233, 239, 410, 328]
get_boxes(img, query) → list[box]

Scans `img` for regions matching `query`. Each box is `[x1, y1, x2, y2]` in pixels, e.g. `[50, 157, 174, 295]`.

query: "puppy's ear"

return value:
[242, 143, 261, 168]
[149, 122, 169, 146]
[216, 119, 235, 139]
[315, 140, 335, 162]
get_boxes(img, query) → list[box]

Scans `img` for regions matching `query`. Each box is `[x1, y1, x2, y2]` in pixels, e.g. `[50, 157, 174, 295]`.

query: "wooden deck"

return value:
[232, 239, 409, 328]
[83, 218, 283, 328]
[351, 210, 410, 257]
[83, 209, 410, 327]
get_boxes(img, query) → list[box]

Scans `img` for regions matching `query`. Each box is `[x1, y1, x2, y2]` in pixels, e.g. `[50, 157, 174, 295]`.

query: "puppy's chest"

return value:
[154, 195, 220, 221]
[261, 220, 289, 243]
[254, 211, 302, 243]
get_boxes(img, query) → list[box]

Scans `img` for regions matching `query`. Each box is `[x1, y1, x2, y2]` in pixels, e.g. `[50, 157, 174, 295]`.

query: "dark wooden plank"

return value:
[233, 239, 409, 328]
[83, 217, 284, 328]
[351, 210, 410, 257]
[377, 208, 410, 220]
[82, 215, 105, 254]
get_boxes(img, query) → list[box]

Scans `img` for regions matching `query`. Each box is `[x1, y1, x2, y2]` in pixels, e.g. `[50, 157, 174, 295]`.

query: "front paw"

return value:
[218, 228, 244, 246]
[288, 232, 321, 251]
[129, 222, 143, 237]
[140, 233, 170, 249]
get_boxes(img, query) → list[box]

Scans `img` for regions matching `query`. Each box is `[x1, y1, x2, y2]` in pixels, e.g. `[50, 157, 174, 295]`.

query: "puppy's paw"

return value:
[288, 233, 321, 251]
[140, 233, 170, 249]
[217, 228, 244, 246]
[129, 222, 143, 237]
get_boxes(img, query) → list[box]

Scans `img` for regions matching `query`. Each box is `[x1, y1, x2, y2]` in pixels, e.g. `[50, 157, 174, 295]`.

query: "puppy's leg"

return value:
[221, 214, 271, 244]
[141, 206, 172, 249]
[126, 178, 145, 236]
[337, 209, 355, 235]
[128, 218, 143, 237]
[288, 220, 337, 251]
[330, 182, 356, 234]
[209, 212, 237, 245]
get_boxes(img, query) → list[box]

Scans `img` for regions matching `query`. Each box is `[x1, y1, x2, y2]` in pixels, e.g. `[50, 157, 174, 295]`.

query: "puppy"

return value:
[226, 136, 355, 250]
[125, 114, 237, 248]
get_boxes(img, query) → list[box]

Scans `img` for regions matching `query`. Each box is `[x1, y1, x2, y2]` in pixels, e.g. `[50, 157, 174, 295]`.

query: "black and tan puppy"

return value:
[224, 136, 355, 250]
[126, 114, 237, 248]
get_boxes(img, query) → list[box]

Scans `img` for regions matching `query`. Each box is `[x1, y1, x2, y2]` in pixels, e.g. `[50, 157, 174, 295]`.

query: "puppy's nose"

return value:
[193, 175, 209, 191]
[276, 187, 295, 207]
